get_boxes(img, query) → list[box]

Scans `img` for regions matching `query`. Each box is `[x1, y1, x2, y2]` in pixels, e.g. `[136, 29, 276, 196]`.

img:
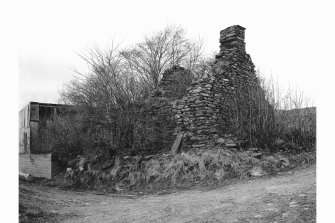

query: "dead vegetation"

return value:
[40, 145, 315, 193]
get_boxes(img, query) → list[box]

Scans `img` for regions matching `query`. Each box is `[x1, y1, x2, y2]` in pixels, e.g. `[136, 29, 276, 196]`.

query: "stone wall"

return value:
[173, 76, 221, 149]
[139, 25, 273, 152]
[141, 66, 193, 152]
[214, 25, 274, 147]
[174, 25, 273, 149]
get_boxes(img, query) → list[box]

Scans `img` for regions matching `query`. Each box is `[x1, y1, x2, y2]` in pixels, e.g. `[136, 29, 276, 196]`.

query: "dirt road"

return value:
[19, 165, 316, 223]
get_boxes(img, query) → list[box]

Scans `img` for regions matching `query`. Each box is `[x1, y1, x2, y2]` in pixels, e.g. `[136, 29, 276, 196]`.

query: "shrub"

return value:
[35, 109, 92, 167]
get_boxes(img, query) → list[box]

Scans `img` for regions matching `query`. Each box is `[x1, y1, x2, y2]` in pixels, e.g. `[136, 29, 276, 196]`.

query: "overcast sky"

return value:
[1, 1, 334, 218]
[18, 0, 332, 108]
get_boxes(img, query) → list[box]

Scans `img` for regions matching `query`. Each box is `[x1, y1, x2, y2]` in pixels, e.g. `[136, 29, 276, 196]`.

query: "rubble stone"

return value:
[173, 25, 270, 149]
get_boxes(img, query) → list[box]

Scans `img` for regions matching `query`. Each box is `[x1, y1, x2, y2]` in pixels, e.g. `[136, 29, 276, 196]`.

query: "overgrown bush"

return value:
[223, 70, 316, 151]
[219, 77, 276, 149]
[276, 107, 316, 148]
[35, 108, 92, 167]
[265, 76, 316, 150]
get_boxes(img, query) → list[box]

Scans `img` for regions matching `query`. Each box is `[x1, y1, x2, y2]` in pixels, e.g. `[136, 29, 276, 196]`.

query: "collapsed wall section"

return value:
[140, 66, 193, 153]
[155, 65, 193, 99]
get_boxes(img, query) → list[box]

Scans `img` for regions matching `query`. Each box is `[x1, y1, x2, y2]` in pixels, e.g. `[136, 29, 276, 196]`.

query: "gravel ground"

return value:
[19, 165, 316, 223]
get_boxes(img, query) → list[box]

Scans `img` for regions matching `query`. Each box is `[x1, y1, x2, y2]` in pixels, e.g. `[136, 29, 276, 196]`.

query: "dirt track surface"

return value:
[19, 165, 316, 223]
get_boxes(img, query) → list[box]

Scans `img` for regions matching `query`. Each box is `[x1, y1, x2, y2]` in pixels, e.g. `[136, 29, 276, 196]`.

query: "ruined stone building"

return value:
[19, 25, 272, 177]
[148, 25, 273, 151]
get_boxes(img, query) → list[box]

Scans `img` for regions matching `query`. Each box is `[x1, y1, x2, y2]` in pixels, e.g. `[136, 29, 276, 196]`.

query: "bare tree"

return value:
[60, 44, 149, 157]
[120, 25, 204, 89]
[62, 44, 146, 107]
[192, 51, 217, 79]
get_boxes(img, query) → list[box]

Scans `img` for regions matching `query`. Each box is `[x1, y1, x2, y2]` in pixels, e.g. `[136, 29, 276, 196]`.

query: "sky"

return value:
[17, 0, 332, 108]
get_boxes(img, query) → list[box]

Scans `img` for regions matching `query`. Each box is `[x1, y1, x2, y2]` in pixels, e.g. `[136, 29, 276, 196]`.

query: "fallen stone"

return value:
[279, 157, 290, 167]
[101, 161, 113, 170]
[156, 190, 168, 195]
[289, 201, 297, 205]
[249, 166, 265, 177]
[266, 208, 278, 212]
[225, 143, 237, 148]
[19, 172, 31, 181]
[263, 155, 279, 165]
[248, 148, 259, 151]
[282, 212, 290, 218]
[78, 157, 87, 172]
[214, 169, 225, 180]
[250, 152, 262, 159]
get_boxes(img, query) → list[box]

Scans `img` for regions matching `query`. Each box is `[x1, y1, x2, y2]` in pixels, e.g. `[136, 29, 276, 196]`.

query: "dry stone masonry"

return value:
[144, 25, 272, 152]
[173, 75, 220, 149]
[173, 25, 270, 150]
[143, 66, 193, 152]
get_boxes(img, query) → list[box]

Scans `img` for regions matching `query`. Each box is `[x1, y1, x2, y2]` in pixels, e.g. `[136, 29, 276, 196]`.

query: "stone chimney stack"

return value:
[218, 25, 246, 57]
